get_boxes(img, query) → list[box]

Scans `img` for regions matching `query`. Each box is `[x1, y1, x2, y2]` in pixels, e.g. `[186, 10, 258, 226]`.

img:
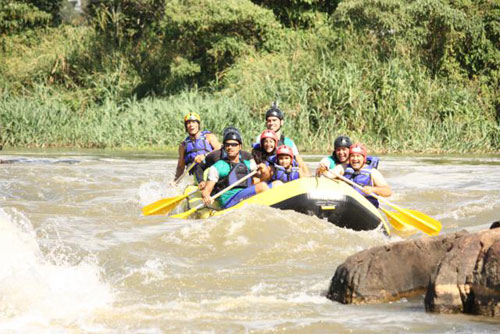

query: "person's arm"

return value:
[363, 169, 392, 197]
[289, 142, 309, 177]
[324, 164, 344, 180]
[174, 143, 186, 180]
[201, 166, 220, 204]
[253, 163, 271, 183]
[197, 150, 219, 189]
[201, 181, 216, 205]
[316, 157, 331, 176]
[296, 155, 310, 177]
[193, 161, 206, 186]
[207, 133, 222, 150]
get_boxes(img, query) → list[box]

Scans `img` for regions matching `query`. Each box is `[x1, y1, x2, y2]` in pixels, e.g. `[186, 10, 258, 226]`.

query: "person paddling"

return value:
[173, 112, 221, 185]
[193, 127, 252, 190]
[329, 143, 391, 208]
[255, 103, 310, 176]
[252, 129, 278, 164]
[201, 131, 269, 209]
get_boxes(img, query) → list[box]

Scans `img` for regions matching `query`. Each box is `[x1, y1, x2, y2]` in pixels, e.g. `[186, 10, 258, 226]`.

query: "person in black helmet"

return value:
[201, 131, 269, 209]
[316, 135, 352, 176]
[193, 126, 253, 190]
[255, 103, 310, 176]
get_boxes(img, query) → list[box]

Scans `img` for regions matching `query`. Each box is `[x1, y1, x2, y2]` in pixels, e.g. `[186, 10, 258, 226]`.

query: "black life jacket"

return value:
[213, 159, 252, 193]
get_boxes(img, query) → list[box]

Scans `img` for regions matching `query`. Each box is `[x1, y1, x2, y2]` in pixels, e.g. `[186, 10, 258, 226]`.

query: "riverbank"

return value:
[1, 1, 499, 153]
[2, 88, 499, 154]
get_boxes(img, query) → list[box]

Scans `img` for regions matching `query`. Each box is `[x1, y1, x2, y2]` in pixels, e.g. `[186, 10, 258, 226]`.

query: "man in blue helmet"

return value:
[255, 103, 310, 177]
[201, 131, 269, 209]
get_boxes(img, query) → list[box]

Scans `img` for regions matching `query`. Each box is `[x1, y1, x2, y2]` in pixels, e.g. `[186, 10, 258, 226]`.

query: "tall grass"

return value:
[1, 81, 498, 153]
[0, 89, 263, 150]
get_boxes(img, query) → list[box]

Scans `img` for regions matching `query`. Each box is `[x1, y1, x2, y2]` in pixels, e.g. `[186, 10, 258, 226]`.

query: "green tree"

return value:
[86, 0, 280, 96]
[0, 1, 52, 34]
[25, 0, 64, 23]
[251, 0, 340, 28]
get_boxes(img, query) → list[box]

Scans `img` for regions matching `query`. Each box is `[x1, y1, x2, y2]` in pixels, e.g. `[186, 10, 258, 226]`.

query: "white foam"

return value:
[0, 208, 113, 331]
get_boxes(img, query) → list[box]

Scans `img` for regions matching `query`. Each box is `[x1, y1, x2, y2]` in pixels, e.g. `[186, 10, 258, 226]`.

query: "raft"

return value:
[182, 177, 387, 232]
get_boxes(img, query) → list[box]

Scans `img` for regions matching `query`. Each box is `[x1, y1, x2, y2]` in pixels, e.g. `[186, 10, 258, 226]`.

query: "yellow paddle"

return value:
[381, 208, 419, 237]
[334, 173, 442, 236]
[142, 162, 198, 216]
[171, 170, 258, 219]
[142, 188, 199, 216]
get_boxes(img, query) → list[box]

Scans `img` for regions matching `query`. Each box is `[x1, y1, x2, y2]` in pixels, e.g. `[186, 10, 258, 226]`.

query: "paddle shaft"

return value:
[200, 170, 258, 208]
[172, 170, 258, 218]
[174, 161, 196, 186]
[142, 188, 199, 216]
[334, 172, 439, 233]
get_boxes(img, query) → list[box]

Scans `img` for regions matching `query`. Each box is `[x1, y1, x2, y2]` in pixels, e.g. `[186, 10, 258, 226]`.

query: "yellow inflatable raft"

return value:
[182, 177, 387, 232]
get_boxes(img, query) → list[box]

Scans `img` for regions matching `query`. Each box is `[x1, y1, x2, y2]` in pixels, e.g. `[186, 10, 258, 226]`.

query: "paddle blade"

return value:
[142, 194, 188, 216]
[170, 207, 197, 219]
[384, 206, 442, 236]
[381, 208, 417, 237]
[400, 208, 442, 236]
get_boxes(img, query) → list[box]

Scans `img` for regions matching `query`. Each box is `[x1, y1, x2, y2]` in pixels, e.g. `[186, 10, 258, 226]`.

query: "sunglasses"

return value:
[224, 142, 239, 148]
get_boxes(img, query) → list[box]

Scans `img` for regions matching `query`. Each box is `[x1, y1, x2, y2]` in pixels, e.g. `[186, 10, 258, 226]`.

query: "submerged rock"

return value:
[327, 229, 500, 317]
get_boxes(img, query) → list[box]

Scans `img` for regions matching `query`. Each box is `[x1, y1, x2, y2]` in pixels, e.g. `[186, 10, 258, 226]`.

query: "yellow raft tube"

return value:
[182, 177, 388, 233]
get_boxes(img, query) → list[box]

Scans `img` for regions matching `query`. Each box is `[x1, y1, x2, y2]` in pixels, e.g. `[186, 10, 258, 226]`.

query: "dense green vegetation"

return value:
[1, 0, 499, 153]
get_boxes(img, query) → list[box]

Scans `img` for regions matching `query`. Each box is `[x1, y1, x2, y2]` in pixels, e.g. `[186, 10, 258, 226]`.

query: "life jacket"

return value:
[366, 156, 379, 169]
[183, 130, 213, 169]
[343, 164, 379, 208]
[213, 159, 252, 193]
[269, 156, 300, 183]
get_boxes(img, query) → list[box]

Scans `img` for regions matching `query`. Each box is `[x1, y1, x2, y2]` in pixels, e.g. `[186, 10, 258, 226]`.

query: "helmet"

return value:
[223, 131, 242, 144]
[223, 126, 241, 137]
[349, 143, 367, 162]
[334, 135, 352, 149]
[265, 102, 284, 120]
[276, 145, 294, 160]
[184, 112, 201, 123]
[260, 129, 278, 144]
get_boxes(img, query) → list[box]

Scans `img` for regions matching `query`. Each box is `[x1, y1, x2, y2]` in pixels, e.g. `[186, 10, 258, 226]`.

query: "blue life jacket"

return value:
[268, 156, 300, 183]
[183, 130, 213, 169]
[366, 156, 379, 169]
[344, 164, 379, 208]
[214, 160, 252, 193]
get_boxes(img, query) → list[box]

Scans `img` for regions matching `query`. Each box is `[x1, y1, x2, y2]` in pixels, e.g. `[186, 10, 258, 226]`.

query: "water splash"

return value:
[0, 208, 113, 332]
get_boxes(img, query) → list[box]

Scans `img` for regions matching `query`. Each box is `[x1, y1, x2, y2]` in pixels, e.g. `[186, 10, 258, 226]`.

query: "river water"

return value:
[1, 149, 499, 333]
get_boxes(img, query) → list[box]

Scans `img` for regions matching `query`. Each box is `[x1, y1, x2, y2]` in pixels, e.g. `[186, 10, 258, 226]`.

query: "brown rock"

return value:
[328, 229, 500, 317]
[425, 229, 500, 316]
[327, 231, 467, 304]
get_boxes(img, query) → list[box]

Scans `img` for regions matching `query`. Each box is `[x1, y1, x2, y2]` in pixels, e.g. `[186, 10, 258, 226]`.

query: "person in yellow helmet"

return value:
[173, 112, 221, 185]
